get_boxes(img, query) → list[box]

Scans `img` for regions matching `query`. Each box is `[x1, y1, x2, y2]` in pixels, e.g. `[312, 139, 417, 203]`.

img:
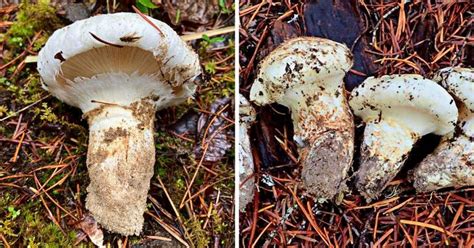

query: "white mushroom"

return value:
[349, 75, 458, 200]
[249, 37, 354, 201]
[239, 94, 256, 211]
[413, 67, 474, 192]
[37, 13, 201, 235]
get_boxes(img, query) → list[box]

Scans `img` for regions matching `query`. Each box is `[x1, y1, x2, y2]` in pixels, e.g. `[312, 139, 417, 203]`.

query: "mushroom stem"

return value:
[84, 101, 156, 236]
[239, 94, 256, 211]
[413, 111, 474, 192]
[290, 87, 354, 201]
[356, 118, 420, 200]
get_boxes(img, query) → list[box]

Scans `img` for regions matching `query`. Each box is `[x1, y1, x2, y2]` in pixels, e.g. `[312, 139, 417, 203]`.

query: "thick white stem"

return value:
[84, 101, 156, 235]
[413, 135, 474, 192]
[239, 123, 255, 211]
[414, 113, 474, 192]
[238, 95, 256, 211]
[295, 93, 354, 201]
[357, 119, 419, 200]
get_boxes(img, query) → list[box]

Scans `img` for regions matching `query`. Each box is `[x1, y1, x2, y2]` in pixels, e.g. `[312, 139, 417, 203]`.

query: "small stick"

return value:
[373, 228, 394, 247]
[0, 234, 11, 248]
[383, 197, 414, 215]
[401, 219, 454, 237]
[181, 26, 235, 41]
[179, 143, 209, 208]
[146, 211, 190, 248]
[131, 5, 165, 36]
[10, 131, 25, 162]
[157, 176, 184, 225]
[146, 236, 172, 242]
[89, 32, 123, 48]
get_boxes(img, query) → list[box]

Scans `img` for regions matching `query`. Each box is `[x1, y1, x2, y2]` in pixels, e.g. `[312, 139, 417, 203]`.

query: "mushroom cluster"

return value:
[38, 13, 201, 235]
[349, 75, 458, 200]
[248, 37, 473, 203]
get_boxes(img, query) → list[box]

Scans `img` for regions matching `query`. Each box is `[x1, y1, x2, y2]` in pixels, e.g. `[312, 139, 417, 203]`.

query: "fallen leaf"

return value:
[168, 109, 199, 136]
[75, 214, 104, 248]
[194, 97, 233, 162]
[163, 0, 219, 25]
[64, 3, 91, 22]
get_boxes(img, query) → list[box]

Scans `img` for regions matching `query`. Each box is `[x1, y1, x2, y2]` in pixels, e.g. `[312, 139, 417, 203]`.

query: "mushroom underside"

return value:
[58, 46, 161, 84]
[45, 46, 194, 113]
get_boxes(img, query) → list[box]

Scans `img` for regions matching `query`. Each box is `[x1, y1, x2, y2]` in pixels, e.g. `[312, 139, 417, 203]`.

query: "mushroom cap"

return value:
[434, 67, 474, 137]
[38, 12, 201, 113]
[350, 74, 458, 136]
[249, 37, 353, 107]
[434, 67, 474, 112]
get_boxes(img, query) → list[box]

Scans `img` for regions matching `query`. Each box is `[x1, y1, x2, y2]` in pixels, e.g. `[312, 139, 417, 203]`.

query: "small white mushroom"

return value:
[249, 37, 354, 201]
[37, 13, 201, 235]
[349, 74, 458, 200]
[239, 94, 256, 211]
[413, 67, 474, 192]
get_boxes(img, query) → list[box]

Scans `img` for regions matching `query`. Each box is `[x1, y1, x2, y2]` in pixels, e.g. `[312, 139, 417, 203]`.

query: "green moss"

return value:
[153, 128, 200, 204]
[0, 193, 76, 247]
[39, 102, 59, 123]
[211, 208, 227, 235]
[198, 42, 235, 104]
[204, 61, 217, 75]
[185, 218, 209, 248]
[5, 1, 61, 51]
[0, 105, 7, 117]
[1, 72, 44, 113]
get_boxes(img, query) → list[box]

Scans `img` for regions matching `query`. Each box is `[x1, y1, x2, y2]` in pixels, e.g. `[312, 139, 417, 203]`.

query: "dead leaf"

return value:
[194, 97, 233, 162]
[257, 20, 302, 63]
[64, 3, 91, 22]
[75, 214, 104, 248]
[168, 109, 199, 136]
[163, 0, 219, 25]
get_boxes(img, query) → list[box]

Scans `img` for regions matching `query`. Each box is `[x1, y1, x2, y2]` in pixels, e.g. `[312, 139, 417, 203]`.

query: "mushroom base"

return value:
[84, 101, 156, 235]
[413, 135, 474, 192]
[301, 130, 353, 201]
[295, 93, 354, 202]
[356, 120, 419, 201]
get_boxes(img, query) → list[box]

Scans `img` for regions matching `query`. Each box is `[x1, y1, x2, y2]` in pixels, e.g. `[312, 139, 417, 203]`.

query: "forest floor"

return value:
[239, 0, 473, 247]
[0, 1, 235, 247]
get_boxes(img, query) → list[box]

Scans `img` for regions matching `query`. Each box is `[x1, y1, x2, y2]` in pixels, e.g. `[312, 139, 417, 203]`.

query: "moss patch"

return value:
[4, 1, 61, 51]
[0, 193, 76, 247]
